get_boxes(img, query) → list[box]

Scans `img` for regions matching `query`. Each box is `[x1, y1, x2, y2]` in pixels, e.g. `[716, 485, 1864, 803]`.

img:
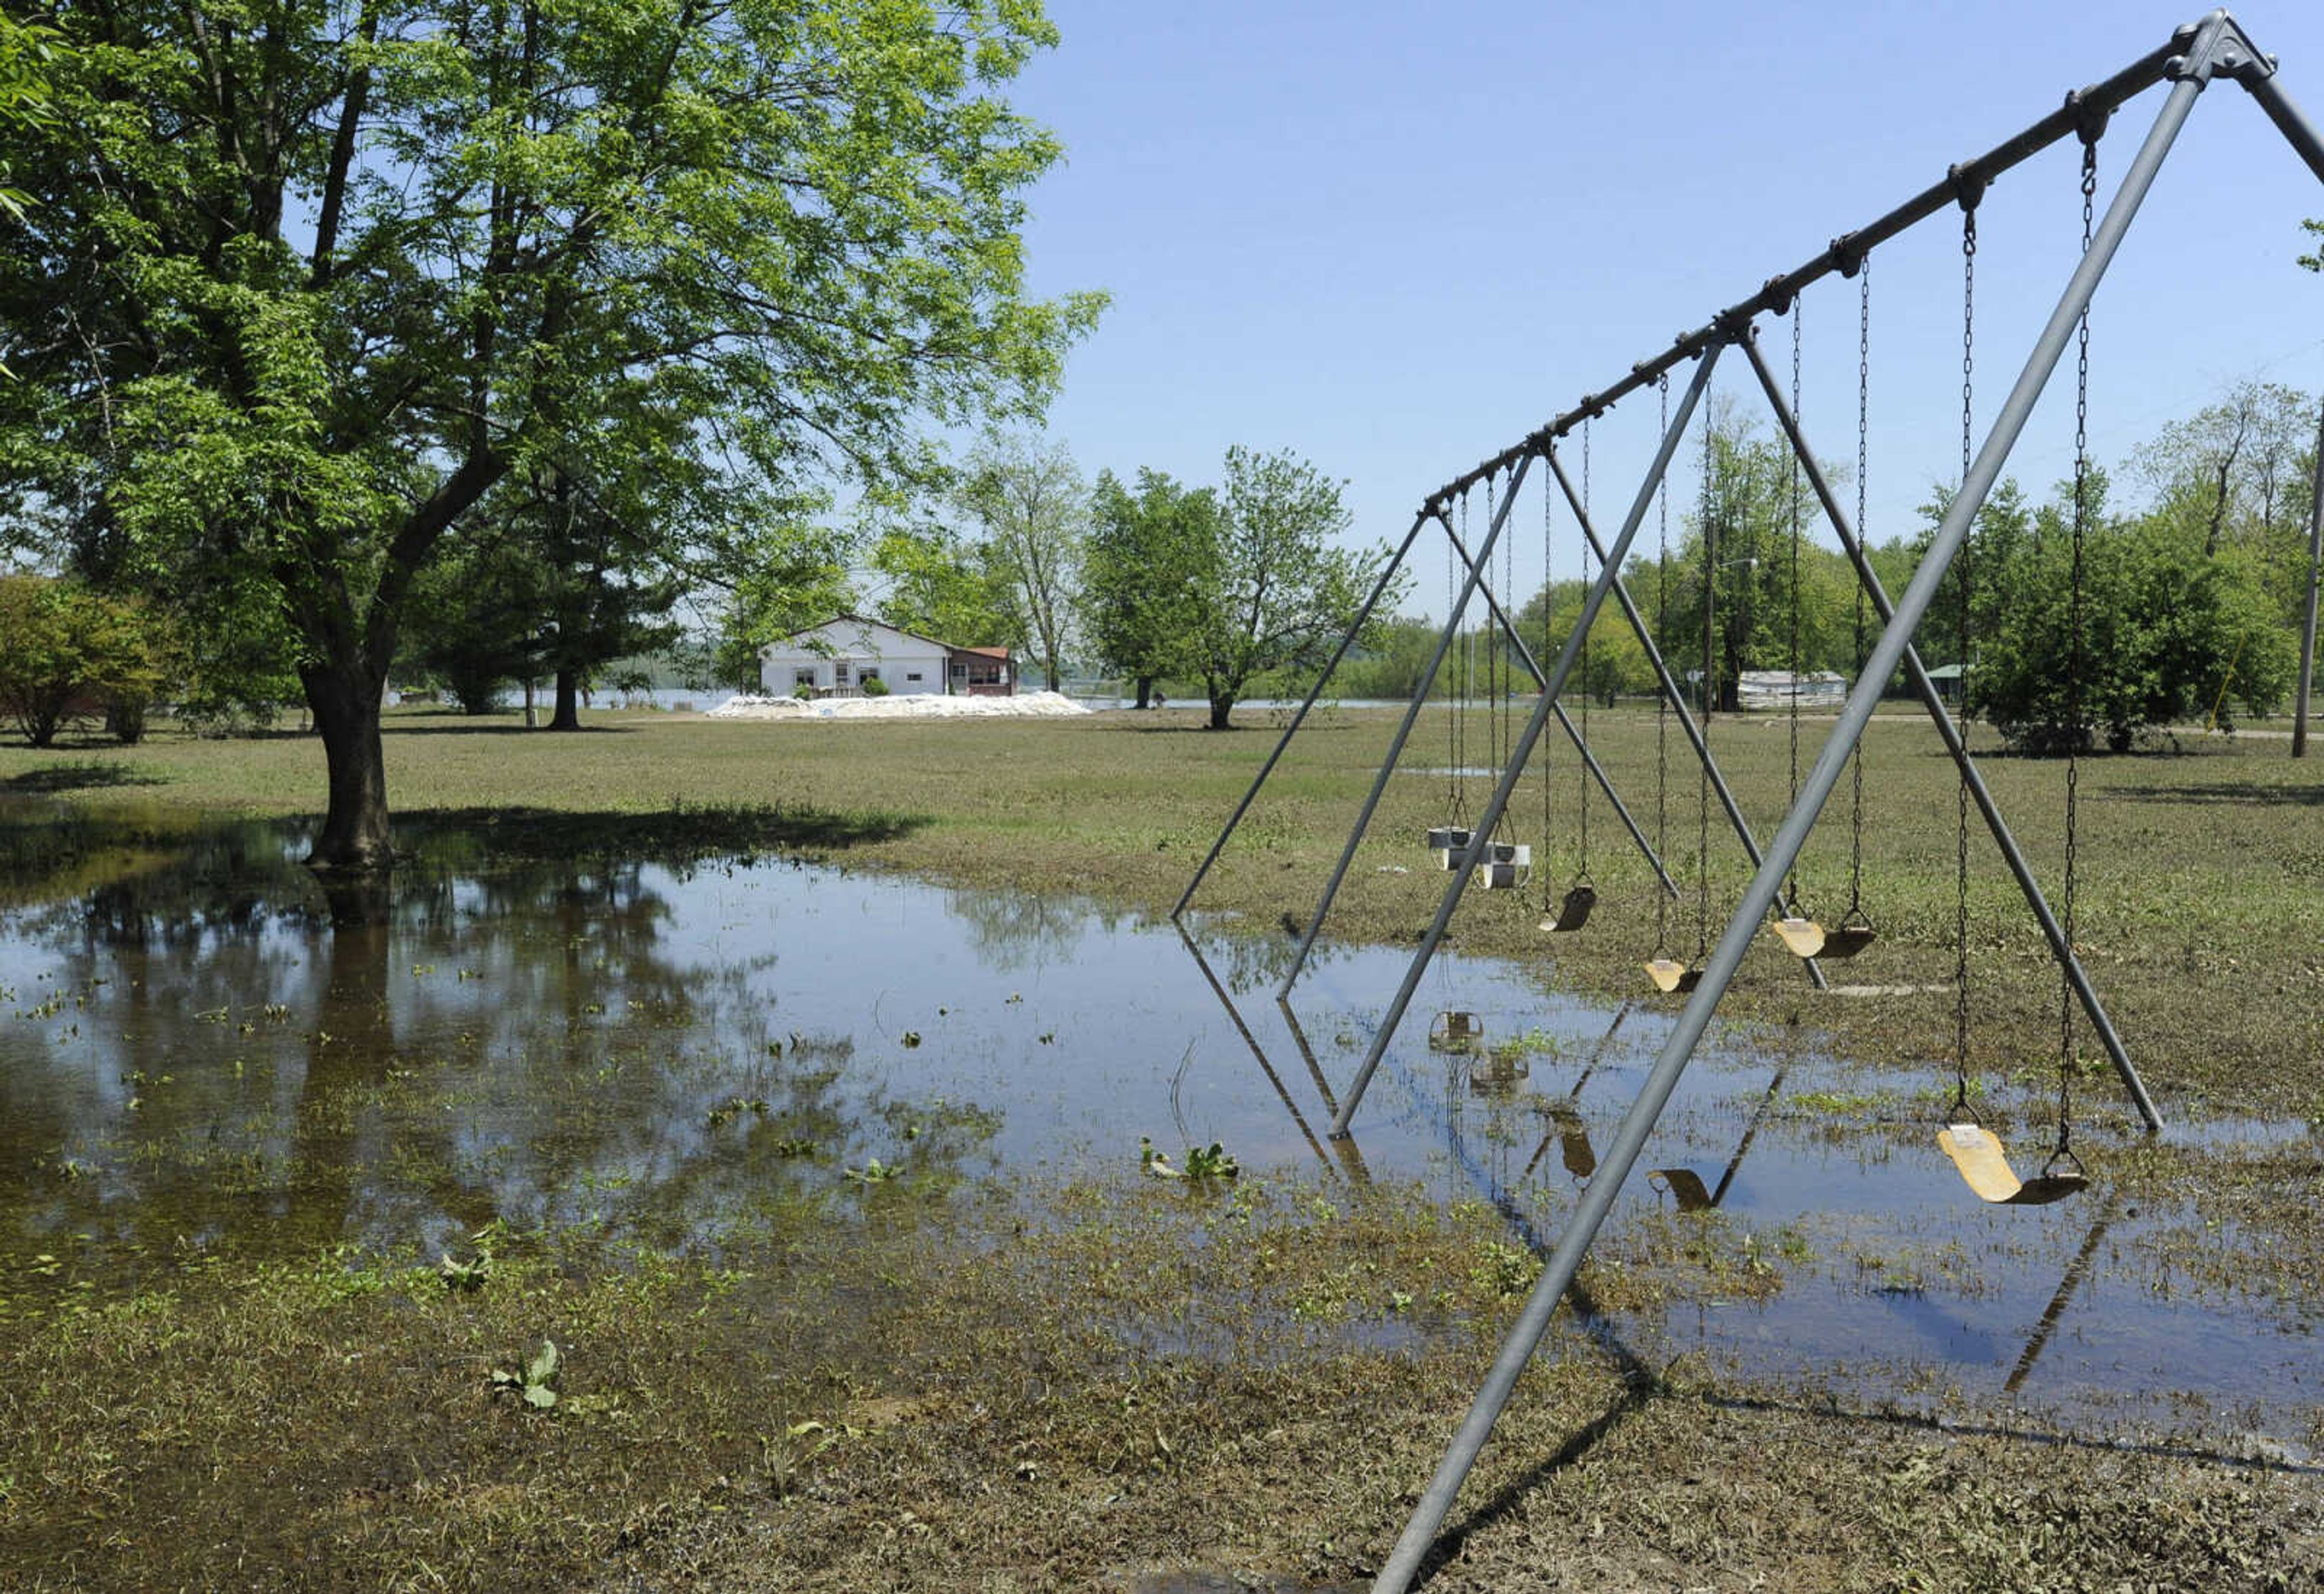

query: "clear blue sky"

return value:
[1007, 2, 2324, 611]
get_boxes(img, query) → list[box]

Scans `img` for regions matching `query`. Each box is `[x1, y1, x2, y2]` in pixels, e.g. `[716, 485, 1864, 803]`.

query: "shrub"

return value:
[0, 576, 172, 747]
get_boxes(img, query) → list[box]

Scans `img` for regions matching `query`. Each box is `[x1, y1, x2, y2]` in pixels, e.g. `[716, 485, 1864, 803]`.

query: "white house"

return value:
[756, 615, 954, 697]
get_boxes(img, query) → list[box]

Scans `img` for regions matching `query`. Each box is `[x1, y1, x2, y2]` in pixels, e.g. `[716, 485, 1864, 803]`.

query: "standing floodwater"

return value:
[0, 811, 2314, 1458]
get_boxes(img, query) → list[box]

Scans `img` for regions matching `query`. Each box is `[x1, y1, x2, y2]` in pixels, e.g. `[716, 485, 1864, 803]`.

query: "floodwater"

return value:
[1, 811, 2314, 1460]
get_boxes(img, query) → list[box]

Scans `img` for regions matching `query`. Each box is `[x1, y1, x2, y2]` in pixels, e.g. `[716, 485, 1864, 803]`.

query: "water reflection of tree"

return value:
[0, 818, 1003, 1273]
[941, 886, 1094, 970]
[1195, 926, 1355, 998]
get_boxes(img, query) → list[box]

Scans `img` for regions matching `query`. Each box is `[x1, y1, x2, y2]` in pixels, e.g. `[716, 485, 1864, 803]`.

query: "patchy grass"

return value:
[4, 708, 2322, 1588]
[2, 1171, 2315, 1592]
[6, 703, 2317, 1117]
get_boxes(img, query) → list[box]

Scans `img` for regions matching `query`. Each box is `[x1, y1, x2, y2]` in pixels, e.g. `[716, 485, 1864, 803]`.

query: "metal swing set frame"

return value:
[1170, 12, 2324, 1590]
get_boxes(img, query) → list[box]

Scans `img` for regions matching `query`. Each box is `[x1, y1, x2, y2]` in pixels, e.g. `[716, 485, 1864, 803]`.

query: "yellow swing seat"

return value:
[1938, 1122, 2088, 1206]
[1643, 956, 1699, 995]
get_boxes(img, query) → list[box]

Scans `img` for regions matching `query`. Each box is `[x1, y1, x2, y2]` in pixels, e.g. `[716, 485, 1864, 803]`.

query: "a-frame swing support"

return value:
[1358, 16, 2319, 1590]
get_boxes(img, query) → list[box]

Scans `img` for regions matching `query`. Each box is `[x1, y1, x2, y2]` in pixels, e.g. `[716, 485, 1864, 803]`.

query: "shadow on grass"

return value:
[400, 802, 927, 861]
[2, 760, 171, 795]
[381, 713, 641, 737]
[2108, 781, 2324, 808]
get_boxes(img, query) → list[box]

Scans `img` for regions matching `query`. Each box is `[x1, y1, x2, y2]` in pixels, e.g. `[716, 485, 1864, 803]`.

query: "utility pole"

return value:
[2296, 393, 2323, 757]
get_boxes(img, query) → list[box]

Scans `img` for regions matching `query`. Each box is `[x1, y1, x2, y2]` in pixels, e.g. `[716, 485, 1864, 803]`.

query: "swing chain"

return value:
[1785, 301, 1805, 916]
[1953, 196, 1978, 1110]
[1654, 374, 1672, 955]
[1450, 490, 1468, 830]
[1541, 450, 1555, 911]
[2058, 134, 2099, 1161]
[1485, 470, 1500, 838]
[1698, 390, 1715, 963]
[1577, 419, 1592, 881]
[1848, 260, 1870, 920]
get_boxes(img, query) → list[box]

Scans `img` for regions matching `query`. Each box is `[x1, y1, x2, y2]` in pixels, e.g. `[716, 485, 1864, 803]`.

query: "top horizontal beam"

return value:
[1422, 12, 2258, 516]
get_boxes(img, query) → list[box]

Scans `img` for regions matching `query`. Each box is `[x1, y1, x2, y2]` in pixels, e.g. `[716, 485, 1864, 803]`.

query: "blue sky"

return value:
[1006, 2, 2324, 612]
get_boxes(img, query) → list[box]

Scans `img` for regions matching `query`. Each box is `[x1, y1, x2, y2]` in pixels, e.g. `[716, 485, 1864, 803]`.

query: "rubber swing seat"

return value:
[1540, 883, 1597, 934]
[1771, 917, 1827, 958]
[1938, 1122, 2089, 1206]
[1644, 957, 1699, 995]
[1817, 915, 1878, 960]
[1649, 1167, 1713, 1211]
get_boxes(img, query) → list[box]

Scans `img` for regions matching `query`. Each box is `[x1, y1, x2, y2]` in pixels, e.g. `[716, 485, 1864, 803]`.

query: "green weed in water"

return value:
[491, 1339, 561, 1409]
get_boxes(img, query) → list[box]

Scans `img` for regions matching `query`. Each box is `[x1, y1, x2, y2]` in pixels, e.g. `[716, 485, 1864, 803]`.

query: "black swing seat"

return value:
[1817, 914, 1877, 960]
[1547, 1100, 1597, 1181]
[1644, 956, 1699, 995]
[1938, 1122, 2089, 1206]
[1475, 841, 1531, 891]
[1540, 881, 1597, 934]
[1468, 1046, 1529, 1094]
[1427, 826, 1472, 869]
[1649, 1167, 1713, 1211]
[1428, 1010, 1483, 1051]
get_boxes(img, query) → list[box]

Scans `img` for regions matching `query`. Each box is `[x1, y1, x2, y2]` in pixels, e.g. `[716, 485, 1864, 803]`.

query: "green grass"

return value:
[3, 706, 2322, 1589]
[7, 701, 2317, 1115]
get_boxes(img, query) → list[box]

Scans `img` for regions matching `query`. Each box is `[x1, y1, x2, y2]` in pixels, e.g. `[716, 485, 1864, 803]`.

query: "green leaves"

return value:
[2, 0, 1100, 851]
[491, 1339, 561, 1411]
[1185, 446, 1392, 728]
[0, 576, 175, 748]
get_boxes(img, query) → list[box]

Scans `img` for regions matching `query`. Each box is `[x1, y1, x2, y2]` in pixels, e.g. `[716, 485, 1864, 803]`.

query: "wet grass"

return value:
[4, 1167, 2316, 1592]
[5, 704, 2316, 1118]
[3, 710, 2322, 1587]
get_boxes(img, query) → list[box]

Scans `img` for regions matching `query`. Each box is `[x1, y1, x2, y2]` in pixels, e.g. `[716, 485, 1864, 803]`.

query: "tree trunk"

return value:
[1208, 693, 1234, 730]
[1134, 675, 1154, 710]
[550, 667, 582, 731]
[303, 660, 394, 871]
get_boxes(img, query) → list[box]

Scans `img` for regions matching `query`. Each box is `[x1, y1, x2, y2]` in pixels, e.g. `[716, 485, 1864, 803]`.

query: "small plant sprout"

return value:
[491, 1340, 561, 1409]
[845, 1158, 901, 1185]
[1182, 1143, 1239, 1183]
[438, 1250, 490, 1293]
[1140, 1139, 1239, 1183]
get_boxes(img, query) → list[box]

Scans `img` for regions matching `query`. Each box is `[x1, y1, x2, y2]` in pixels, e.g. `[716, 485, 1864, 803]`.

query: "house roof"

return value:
[953, 645, 1010, 660]
[758, 612, 954, 656]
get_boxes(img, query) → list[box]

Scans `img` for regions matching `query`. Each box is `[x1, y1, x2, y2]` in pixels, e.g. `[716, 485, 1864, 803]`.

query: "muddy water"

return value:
[1, 815, 2314, 1458]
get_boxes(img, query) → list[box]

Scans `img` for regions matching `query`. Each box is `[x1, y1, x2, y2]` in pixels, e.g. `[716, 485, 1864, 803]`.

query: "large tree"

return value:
[1082, 467, 1215, 708]
[868, 522, 1016, 648]
[955, 433, 1083, 691]
[1184, 445, 1384, 731]
[0, 1, 1100, 866]
[1972, 478, 2294, 750]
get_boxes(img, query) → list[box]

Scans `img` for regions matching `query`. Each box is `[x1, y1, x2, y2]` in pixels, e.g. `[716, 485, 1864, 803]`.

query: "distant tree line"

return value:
[1328, 384, 2314, 754]
[816, 435, 1396, 729]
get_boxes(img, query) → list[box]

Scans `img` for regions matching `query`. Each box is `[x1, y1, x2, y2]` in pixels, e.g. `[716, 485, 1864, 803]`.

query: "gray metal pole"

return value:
[2234, 41, 2324, 185]
[1544, 448, 1830, 989]
[1173, 506, 1432, 920]
[1439, 512, 1681, 900]
[1368, 58, 2211, 1590]
[2294, 394, 2323, 759]
[1736, 329, 2161, 1132]
[1278, 456, 1535, 995]
[1175, 923, 1337, 1173]
[1331, 344, 1726, 1137]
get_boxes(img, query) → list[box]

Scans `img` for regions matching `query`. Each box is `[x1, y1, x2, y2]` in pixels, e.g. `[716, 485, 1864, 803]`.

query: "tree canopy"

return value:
[1184, 446, 1384, 729]
[0, 0, 1100, 863]
[1082, 467, 1216, 708]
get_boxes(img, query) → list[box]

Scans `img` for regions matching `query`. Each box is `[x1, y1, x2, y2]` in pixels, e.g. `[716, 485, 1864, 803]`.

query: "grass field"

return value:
[8, 700, 2319, 1116]
[2, 704, 2321, 1590]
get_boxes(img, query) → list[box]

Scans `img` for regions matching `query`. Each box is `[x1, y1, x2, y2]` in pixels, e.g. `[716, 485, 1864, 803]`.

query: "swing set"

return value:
[1172, 15, 2322, 1589]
